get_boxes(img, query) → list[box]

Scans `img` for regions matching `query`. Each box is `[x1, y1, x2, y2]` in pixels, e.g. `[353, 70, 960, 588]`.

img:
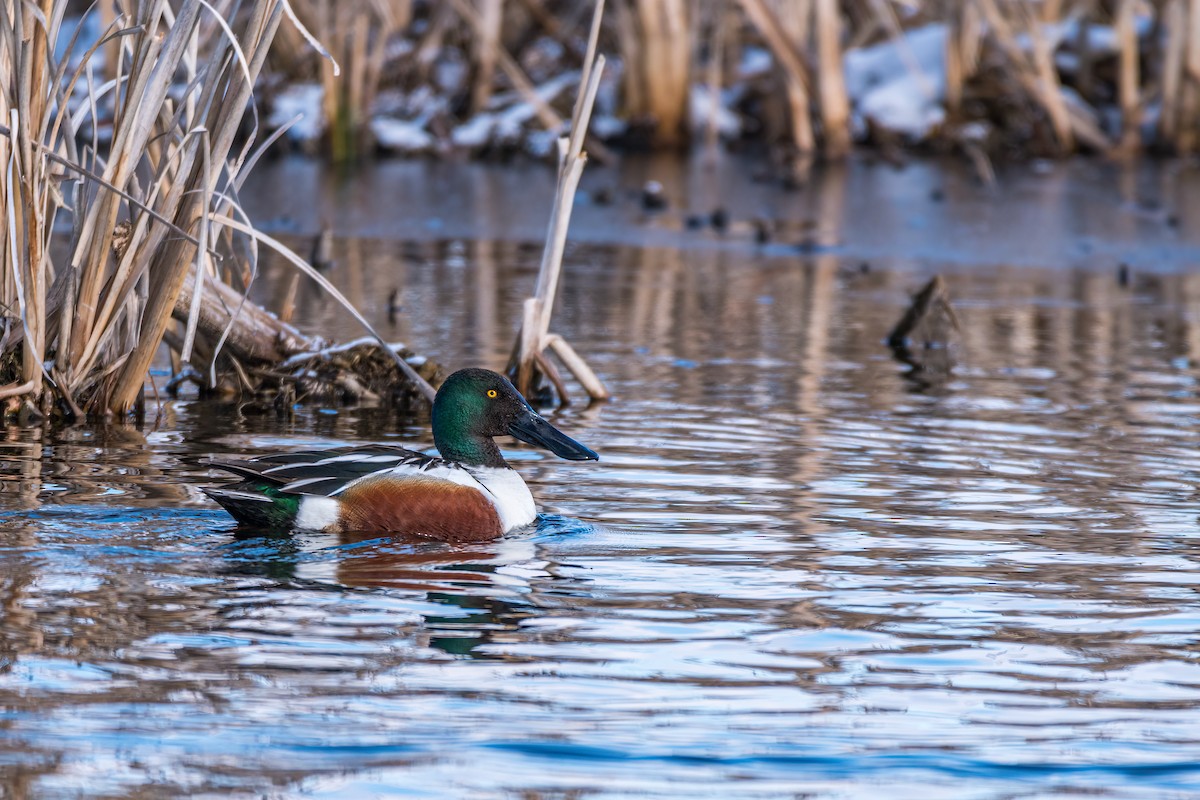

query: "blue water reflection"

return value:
[4, 217, 1200, 797]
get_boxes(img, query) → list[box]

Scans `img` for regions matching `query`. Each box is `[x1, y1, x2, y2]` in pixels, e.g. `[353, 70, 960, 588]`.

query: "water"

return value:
[4, 157, 1200, 798]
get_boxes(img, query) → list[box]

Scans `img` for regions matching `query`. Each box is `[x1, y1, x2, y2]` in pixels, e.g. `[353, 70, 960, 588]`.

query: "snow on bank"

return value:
[844, 24, 948, 140]
[259, 16, 1153, 155]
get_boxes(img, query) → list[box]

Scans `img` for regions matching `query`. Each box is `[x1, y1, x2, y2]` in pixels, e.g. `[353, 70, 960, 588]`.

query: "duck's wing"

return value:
[206, 444, 459, 497]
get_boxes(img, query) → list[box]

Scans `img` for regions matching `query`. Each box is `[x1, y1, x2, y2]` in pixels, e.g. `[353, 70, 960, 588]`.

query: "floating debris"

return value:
[753, 217, 772, 245]
[887, 275, 961, 350]
[710, 207, 729, 233]
[387, 290, 402, 324]
[310, 226, 335, 271]
[641, 180, 668, 211]
[886, 275, 961, 384]
[273, 341, 445, 406]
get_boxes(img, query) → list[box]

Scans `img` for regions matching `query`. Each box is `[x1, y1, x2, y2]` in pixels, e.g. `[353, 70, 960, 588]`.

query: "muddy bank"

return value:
[239, 154, 1200, 274]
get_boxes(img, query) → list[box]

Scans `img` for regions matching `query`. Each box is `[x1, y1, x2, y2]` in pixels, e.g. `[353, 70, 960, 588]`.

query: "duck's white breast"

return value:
[469, 467, 537, 531]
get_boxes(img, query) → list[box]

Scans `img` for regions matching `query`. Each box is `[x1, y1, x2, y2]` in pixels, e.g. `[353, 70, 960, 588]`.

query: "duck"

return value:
[203, 368, 598, 541]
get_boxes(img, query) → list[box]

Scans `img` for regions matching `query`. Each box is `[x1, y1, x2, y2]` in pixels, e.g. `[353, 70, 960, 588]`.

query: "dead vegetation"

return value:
[0, 0, 436, 422]
[256, 0, 1200, 165]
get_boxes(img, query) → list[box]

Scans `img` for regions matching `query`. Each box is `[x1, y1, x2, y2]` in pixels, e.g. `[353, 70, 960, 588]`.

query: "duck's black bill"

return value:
[509, 411, 599, 461]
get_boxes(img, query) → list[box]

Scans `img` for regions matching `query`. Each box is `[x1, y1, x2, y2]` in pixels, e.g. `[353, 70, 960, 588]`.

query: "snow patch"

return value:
[689, 85, 741, 138]
[371, 117, 433, 153]
[270, 83, 324, 142]
[844, 25, 947, 140]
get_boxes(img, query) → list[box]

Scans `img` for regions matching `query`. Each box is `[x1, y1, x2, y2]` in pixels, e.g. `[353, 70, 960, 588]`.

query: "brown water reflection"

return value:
[2, 160, 1200, 797]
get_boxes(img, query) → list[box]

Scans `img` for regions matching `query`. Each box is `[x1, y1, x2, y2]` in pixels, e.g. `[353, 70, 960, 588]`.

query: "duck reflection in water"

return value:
[224, 518, 590, 659]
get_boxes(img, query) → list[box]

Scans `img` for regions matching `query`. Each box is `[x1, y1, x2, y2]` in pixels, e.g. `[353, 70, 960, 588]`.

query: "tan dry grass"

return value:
[0, 0, 433, 419]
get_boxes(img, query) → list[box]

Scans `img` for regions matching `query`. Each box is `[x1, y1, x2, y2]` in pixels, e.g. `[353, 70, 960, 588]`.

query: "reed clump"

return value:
[257, 0, 1200, 162]
[0, 0, 434, 422]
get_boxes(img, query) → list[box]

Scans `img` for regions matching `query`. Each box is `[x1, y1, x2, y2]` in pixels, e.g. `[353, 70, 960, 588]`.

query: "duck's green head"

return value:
[431, 368, 599, 468]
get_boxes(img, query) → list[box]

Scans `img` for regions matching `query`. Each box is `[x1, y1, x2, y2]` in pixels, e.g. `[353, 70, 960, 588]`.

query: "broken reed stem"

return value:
[886, 274, 960, 349]
[511, 0, 609, 404]
[545, 334, 607, 400]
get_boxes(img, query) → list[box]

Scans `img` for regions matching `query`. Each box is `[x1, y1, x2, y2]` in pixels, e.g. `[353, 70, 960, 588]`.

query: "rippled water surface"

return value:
[4, 159, 1200, 798]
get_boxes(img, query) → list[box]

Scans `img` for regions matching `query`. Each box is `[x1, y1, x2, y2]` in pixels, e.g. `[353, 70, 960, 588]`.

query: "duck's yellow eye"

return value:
[487, 389, 497, 398]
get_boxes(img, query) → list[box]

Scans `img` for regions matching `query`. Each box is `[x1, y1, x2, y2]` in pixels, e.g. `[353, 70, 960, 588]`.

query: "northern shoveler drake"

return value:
[203, 368, 598, 541]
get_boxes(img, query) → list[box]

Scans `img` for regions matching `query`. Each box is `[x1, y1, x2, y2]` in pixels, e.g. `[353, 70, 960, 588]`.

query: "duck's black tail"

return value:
[203, 460, 302, 529]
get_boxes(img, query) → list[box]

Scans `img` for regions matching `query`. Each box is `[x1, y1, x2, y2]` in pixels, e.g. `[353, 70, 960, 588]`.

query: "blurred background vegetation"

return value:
[257, 0, 1196, 170]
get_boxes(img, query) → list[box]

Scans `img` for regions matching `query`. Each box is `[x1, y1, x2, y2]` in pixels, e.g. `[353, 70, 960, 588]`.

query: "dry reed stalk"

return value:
[960, 3, 983, 96]
[108, 0, 286, 413]
[620, 0, 690, 147]
[472, 0, 505, 113]
[1019, 1, 1073, 151]
[814, 0, 850, 156]
[736, 0, 815, 143]
[510, 0, 608, 403]
[1072, 0, 1096, 101]
[288, 0, 392, 161]
[704, 1, 730, 156]
[777, 0, 815, 156]
[1115, 0, 1140, 154]
[945, 3, 966, 116]
[613, 0, 643, 115]
[0, 0, 71, 409]
[1181, 0, 1200, 152]
[1160, 0, 1185, 145]
[0, 0, 427, 418]
[279, 272, 302, 324]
